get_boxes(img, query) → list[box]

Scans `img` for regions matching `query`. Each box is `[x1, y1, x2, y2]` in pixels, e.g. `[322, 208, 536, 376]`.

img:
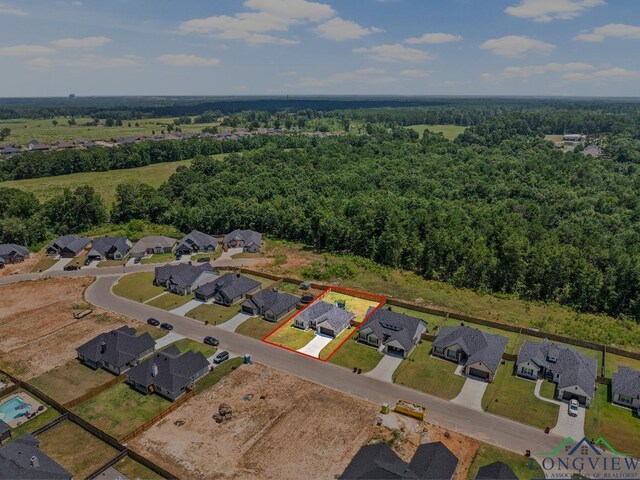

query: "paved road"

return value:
[85, 275, 564, 456]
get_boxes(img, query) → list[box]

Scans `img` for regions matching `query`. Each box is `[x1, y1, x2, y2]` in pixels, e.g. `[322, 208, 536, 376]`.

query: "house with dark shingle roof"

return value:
[154, 263, 217, 295]
[340, 441, 458, 480]
[87, 237, 132, 261]
[0, 433, 72, 480]
[223, 229, 262, 252]
[125, 344, 210, 401]
[0, 420, 10, 445]
[194, 272, 261, 304]
[293, 300, 355, 337]
[130, 236, 177, 257]
[76, 326, 155, 374]
[241, 289, 300, 322]
[475, 461, 518, 480]
[611, 366, 640, 412]
[516, 339, 597, 406]
[0, 244, 29, 267]
[176, 230, 218, 255]
[432, 325, 508, 382]
[46, 235, 91, 258]
[358, 306, 426, 358]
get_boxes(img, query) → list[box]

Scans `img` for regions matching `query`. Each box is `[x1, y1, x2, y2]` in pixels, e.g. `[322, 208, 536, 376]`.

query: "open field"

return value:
[328, 336, 384, 372]
[146, 292, 195, 310]
[38, 420, 119, 479]
[130, 364, 379, 480]
[186, 302, 241, 325]
[112, 271, 165, 303]
[406, 124, 467, 140]
[263, 317, 316, 350]
[544, 134, 564, 143]
[236, 314, 290, 340]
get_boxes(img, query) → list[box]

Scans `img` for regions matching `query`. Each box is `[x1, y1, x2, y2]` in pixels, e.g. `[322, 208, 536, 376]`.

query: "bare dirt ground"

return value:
[131, 364, 380, 480]
[0, 277, 140, 379]
[0, 252, 41, 277]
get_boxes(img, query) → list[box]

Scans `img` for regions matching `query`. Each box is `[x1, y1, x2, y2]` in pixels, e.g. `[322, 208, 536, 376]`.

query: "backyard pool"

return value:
[0, 395, 32, 422]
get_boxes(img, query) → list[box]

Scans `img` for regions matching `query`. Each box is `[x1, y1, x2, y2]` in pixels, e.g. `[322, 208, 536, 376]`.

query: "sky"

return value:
[1, 0, 640, 97]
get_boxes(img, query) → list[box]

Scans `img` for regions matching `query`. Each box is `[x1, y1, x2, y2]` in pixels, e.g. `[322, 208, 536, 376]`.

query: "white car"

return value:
[568, 399, 579, 417]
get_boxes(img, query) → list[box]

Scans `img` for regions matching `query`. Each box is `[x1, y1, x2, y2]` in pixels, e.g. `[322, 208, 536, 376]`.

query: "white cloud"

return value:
[0, 44, 55, 56]
[243, 0, 334, 21]
[313, 17, 382, 41]
[405, 33, 462, 45]
[353, 43, 433, 63]
[26, 57, 54, 70]
[574, 23, 640, 42]
[291, 67, 394, 88]
[0, 3, 26, 16]
[63, 55, 140, 69]
[51, 36, 111, 48]
[158, 54, 220, 67]
[562, 67, 640, 82]
[505, 0, 605, 22]
[400, 69, 432, 78]
[480, 35, 555, 57]
[483, 62, 593, 81]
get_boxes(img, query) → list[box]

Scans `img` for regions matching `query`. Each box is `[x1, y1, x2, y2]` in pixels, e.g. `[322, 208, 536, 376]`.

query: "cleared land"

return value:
[186, 303, 241, 325]
[407, 124, 467, 140]
[130, 364, 379, 480]
[0, 252, 41, 277]
[112, 271, 165, 303]
[328, 336, 384, 372]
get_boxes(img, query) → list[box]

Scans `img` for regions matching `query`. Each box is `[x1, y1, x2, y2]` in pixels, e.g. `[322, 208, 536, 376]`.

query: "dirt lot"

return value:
[0, 277, 143, 379]
[131, 364, 380, 480]
[0, 252, 41, 277]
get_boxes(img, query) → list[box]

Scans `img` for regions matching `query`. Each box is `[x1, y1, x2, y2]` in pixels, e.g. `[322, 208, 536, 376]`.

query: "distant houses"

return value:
[87, 237, 132, 261]
[46, 235, 90, 258]
[611, 366, 640, 413]
[130, 235, 177, 258]
[223, 229, 262, 252]
[0, 244, 29, 268]
[241, 289, 300, 321]
[176, 230, 218, 255]
[357, 306, 426, 358]
[194, 272, 261, 305]
[154, 263, 217, 295]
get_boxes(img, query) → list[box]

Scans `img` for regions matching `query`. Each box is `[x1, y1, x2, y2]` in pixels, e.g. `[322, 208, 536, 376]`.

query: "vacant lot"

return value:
[187, 303, 240, 325]
[112, 271, 165, 303]
[131, 364, 378, 480]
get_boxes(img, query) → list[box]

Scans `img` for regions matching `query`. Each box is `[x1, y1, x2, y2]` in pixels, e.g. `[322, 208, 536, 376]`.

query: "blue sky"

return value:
[1, 0, 639, 97]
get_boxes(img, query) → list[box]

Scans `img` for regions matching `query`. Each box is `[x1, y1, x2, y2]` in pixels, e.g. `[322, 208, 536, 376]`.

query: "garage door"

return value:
[562, 391, 587, 405]
[241, 305, 255, 315]
[319, 327, 335, 337]
[388, 345, 406, 356]
[469, 367, 490, 379]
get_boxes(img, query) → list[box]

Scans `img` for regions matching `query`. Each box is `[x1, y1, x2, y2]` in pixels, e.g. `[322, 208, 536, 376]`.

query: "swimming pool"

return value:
[0, 396, 32, 422]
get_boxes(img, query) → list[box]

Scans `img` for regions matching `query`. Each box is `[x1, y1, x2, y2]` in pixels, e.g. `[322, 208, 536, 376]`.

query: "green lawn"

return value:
[236, 315, 290, 340]
[112, 272, 165, 303]
[469, 442, 544, 480]
[146, 292, 194, 310]
[318, 326, 357, 360]
[482, 361, 559, 430]
[386, 305, 444, 327]
[265, 318, 316, 350]
[195, 357, 243, 394]
[186, 303, 241, 325]
[71, 381, 171, 439]
[140, 251, 176, 264]
[168, 338, 217, 358]
[392, 342, 465, 400]
[442, 317, 521, 354]
[114, 457, 165, 480]
[605, 352, 640, 378]
[539, 380, 557, 400]
[328, 336, 383, 372]
[585, 386, 640, 458]
[406, 124, 467, 140]
[30, 256, 59, 273]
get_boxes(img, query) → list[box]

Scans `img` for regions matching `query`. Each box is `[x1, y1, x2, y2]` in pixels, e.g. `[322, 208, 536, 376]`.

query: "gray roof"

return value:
[177, 230, 217, 252]
[130, 236, 176, 256]
[125, 344, 209, 393]
[0, 434, 72, 480]
[223, 229, 262, 248]
[0, 244, 29, 260]
[155, 263, 214, 288]
[242, 289, 300, 317]
[475, 462, 518, 480]
[195, 273, 260, 300]
[88, 237, 130, 257]
[409, 442, 458, 480]
[47, 235, 90, 255]
[297, 300, 334, 323]
[517, 339, 597, 398]
[611, 366, 640, 399]
[0, 420, 9, 435]
[433, 326, 508, 374]
[316, 307, 355, 332]
[76, 326, 155, 369]
[362, 307, 426, 352]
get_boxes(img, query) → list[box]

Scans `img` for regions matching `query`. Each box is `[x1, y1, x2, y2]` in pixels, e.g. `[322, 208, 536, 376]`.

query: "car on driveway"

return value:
[133, 256, 142, 264]
[84, 258, 92, 266]
[568, 399, 579, 417]
[213, 351, 229, 364]
[175, 253, 182, 261]
[147, 317, 160, 326]
[160, 322, 173, 331]
[204, 336, 219, 347]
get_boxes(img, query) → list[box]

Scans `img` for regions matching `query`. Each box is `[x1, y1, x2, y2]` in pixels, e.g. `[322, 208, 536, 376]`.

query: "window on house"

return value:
[618, 394, 634, 405]
[446, 349, 458, 359]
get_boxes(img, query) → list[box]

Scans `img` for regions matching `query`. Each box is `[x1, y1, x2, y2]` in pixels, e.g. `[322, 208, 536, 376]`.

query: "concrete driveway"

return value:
[219, 247, 243, 261]
[451, 377, 488, 411]
[217, 312, 253, 332]
[169, 299, 204, 316]
[297, 334, 333, 357]
[154, 331, 185, 349]
[47, 257, 70, 272]
[534, 380, 585, 438]
[365, 354, 403, 382]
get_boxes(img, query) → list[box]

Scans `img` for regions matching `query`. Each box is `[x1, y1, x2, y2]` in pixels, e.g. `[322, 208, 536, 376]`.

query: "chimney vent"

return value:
[152, 363, 158, 377]
[30, 456, 40, 469]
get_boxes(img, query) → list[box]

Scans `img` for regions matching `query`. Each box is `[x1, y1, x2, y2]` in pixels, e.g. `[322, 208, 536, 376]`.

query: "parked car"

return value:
[63, 265, 80, 271]
[568, 399, 579, 417]
[160, 322, 173, 331]
[203, 336, 219, 347]
[213, 351, 229, 364]
[147, 318, 160, 326]
[83, 258, 92, 266]
[175, 253, 183, 261]
[196, 257, 210, 262]
[133, 256, 142, 264]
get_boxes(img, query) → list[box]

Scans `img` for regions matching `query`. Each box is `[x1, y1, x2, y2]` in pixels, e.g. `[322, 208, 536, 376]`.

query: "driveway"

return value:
[219, 247, 243, 261]
[365, 354, 403, 382]
[552, 403, 585, 439]
[451, 377, 488, 411]
[297, 334, 333, 357]
[169, 299, 205, 316]
[216, 312, 254, 332]
[47, 257, 70, 272]
[154, 331, 185, 349]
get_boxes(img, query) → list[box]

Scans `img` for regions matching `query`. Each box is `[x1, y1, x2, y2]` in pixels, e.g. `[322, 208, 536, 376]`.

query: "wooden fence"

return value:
[85, 449, 129, 480]
[0, 383, 18, 398]
[63, 374, 125, 409]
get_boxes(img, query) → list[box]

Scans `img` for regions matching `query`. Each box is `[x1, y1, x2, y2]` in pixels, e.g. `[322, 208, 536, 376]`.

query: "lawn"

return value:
[37, 420, 119, 479]
[64, 250, 87, 268]
[29, 359, 114, 404]
[318, 326, 357, 360]
[469, 442, 544, 480]
[30, 255, 59, 272]
[323, 290, 382, 323]
[538, 380, 557, 400]
[236, 314, 290, 340]
[442, 317, 522, 354]
[72, 382, 171, 439]
[112, 271, 165, 303]
[392, 341, 465, 400]
[406, 124, 467, 140]
[114, 457, 164, 480]
[482, 361, 559, 430]
[140, 251, 176, 264]
[264, 318, 316, 350]
[231, 251, 264, 259]
[386, 305, 444, 327]
[328, 336, 384, 372]
[186, 303, 241, 325]
[146, 292, 195, 310]
[605, 352, 640, 378]
[194, 357, 243, 394]
[169, 338, 217, 358]
[585, 386, 640, 458]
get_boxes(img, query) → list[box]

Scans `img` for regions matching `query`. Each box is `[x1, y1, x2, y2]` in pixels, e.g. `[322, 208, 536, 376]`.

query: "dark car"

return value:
[203, 336, 219, 347]
[196, 257, 210, 263]
[160, 322, 173, 331]
[213, 351, 229, 364]
[147, 318, 160, 326]
[175, 253, 183, 261]
[133, 257, 142, 264]
[84, 258, 92, 266]
[63, 265, 80, 271]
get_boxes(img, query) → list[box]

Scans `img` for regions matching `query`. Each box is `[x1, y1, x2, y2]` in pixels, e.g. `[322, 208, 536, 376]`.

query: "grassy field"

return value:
[186, 303, 241, 325]
[194, 357, 243, 394]
[406, 124, 467, 140]
[264, 318, 316, 350]
[605, 352, 640, 378]
[392, 341, 466, 399]
[544, 134, 564, 143]
[328, 336, 383, 372]
[481, 361, 559, 430]
[114, 457, 164, 480]
[146, 292, 195, 310]
[469, 442, 544, 479]
[30, 255, 59, 272]
[112, 271, 165, 303]
[236, 314, 290, 340]
[38, 420, 119, 479]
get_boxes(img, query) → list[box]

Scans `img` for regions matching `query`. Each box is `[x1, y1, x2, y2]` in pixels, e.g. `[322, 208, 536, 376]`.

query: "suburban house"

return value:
[611, 367, 640, 412]
[241, 289, 300, 321]
[130, 235, 177, 257]
[223, 229, 262, 252]
[357, 306, 426, 358]
[0, 244, 29, 267]
[0, 433, 72, 480]
[515, 339, 597, 406]
[176, 230, 218, 254]
[475, 462, 518, 480]
[87, 237, 132, 261]
[76, 326, 156, 375]
[194, 272, 261, 304]
[46, 235, 91, 258]
[154, 263, 217, 295]
[125, 344, 210, 401]
[340, 441, 458, 480]
[432, 326, 508, 382]
[293, 300, 355, 337]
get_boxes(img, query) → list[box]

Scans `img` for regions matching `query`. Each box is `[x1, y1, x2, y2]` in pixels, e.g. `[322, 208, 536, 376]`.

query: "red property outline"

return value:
[262, 285, 387, 362]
